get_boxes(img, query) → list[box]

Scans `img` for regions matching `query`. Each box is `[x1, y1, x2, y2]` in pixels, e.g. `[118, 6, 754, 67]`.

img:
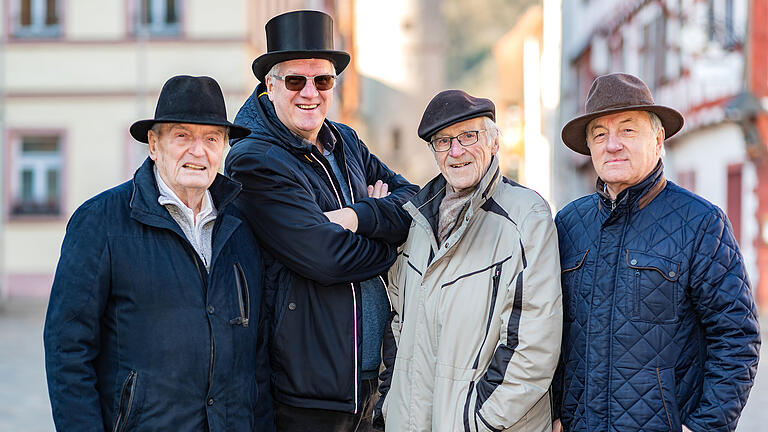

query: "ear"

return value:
[490, 135, 500, 155]
[265, 76, 275, 101]
[147, 129, 159, 161]
[655, 126, 665, 155]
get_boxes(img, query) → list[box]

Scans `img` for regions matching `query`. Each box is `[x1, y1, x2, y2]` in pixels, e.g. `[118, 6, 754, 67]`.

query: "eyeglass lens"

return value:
[283, 75, 335, 91]
[431, 131, 480, 151]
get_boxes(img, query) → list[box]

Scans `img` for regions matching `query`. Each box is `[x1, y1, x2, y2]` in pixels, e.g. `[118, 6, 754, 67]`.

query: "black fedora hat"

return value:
[561, 73, 684, 155]
[130, 75, 250, 143]
[252, 10, 351, 82]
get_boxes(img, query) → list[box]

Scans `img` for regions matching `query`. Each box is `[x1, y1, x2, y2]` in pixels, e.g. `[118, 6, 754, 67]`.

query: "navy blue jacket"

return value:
[224, 84, 418, 413]
[44, 158, 273, 431]
[553, 162, 760, 431]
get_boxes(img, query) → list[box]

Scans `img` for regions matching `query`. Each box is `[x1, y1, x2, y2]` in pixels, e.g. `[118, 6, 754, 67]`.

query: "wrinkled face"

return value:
[432, 116, 498, 192]
[148, 123, 227, 199]
[266, 58, 334, 143]
[587, 110, 663, 197]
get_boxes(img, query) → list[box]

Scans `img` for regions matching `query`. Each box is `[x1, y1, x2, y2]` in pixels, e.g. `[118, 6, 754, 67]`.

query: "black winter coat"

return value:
[225, 84, 418, 414]
[44, 158, 273, 431]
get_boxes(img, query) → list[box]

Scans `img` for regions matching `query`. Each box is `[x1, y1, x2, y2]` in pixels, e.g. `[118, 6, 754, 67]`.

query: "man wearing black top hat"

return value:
[225, 10, 417, 431]
[553, 73, 760, 432]
[44, 75, 274, 431]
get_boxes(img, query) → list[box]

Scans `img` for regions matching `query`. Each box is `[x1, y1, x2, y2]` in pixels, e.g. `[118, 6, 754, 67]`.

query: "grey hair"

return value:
[483, 116, 502, 147]
[267, 63, 281, 79]
[647, 111, 665, 158]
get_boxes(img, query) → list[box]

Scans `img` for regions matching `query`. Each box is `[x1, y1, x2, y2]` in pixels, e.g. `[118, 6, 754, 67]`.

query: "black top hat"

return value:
[251, 10, 351, 82]
[561, 73, 684, 155]
[130, 75, 250, 143]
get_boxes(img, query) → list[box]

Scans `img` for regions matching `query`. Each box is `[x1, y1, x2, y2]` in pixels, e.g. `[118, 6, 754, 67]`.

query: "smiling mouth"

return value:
[297, 104, 319, 110]
[450, 162, 471, 168]
[183, 163, 206, 170]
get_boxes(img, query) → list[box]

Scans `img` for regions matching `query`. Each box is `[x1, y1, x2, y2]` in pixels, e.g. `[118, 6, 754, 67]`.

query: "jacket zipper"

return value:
[189, 246, 216, 401]
[230, 263, 250, 327]
[471, 264, 502, 369]
[113, 370, 137, 432]
[310, 152, 359, 414]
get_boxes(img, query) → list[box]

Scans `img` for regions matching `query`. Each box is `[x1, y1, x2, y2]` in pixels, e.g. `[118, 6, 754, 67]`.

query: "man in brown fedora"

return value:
[224, 10, 417, 431]
[552, 73, 760, 432]
[44, 75, 274, 430]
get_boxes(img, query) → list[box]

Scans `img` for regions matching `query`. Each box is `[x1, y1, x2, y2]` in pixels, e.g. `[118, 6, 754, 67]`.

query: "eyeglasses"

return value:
[429, 130, 486, 152]
[271, 74, 337, 91]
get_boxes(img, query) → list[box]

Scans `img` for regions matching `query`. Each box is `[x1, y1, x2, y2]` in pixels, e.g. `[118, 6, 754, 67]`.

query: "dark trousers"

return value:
[275, 379, 378, 432]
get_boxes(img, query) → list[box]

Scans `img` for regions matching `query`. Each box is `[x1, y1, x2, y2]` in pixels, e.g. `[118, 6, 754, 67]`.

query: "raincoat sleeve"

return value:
[225, 143, 401, 285]
[471, 205, 563, 431]
[683, 208, 760, 432]
[43, 201, 111, 430]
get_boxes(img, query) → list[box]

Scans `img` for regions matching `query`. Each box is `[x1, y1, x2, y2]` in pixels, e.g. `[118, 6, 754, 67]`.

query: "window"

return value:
[640, 13, 667, 90]
[13, 0, 60, 38]
[11, 135, 62, 217]
[708, 0, 740, 48]
[135, 0, 180, 36]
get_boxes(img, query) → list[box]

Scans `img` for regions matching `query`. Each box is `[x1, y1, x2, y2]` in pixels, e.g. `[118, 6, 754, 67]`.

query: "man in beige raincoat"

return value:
[375, 90, 563, 431]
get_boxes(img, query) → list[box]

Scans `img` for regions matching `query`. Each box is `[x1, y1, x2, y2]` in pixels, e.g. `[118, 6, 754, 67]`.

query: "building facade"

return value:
[557, 0, 768, 309]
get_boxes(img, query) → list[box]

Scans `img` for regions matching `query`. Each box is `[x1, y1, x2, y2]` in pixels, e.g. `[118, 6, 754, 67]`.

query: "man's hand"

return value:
[324, 181, 390, 231]
[368, 180, 390, 198]
[552, 419, 562, 432]
[324, 208, 358, 232]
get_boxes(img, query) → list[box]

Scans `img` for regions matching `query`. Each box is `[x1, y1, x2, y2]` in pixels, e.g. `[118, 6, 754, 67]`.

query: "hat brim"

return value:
[561, 104, 684, 155]
[252, 50, 351, 82]
[130, 118, 251, 144]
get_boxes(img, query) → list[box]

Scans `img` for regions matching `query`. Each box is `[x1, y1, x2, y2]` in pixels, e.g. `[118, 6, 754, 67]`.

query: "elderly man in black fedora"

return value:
[552, 73, 760, 432]
[44, 75, 274, 431]
[224, 9, 417, 432]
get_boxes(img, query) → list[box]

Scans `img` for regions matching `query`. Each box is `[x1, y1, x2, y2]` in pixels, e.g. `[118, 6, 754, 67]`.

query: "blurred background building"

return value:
[1, 0, 767, 312]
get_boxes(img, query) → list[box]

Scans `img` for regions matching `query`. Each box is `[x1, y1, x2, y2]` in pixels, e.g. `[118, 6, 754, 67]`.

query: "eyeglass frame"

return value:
[270, 73, 337, 91]
[428, 129, 487, 152]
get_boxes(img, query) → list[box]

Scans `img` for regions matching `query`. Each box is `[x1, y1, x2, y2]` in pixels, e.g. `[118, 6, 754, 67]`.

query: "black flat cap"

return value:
[418, 90, 496, 142]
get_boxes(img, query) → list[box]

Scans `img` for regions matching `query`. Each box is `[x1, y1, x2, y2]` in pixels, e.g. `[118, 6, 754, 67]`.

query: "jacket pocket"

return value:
[656, 367, 682, 431]
[561, 250, 588, 319]
[113, 370, 137, 432]
[626, 250, 680, 323]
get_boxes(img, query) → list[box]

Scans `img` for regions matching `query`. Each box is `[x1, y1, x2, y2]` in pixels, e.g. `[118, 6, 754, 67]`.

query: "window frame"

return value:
[9, 0, 62, 39]
[129, 0, 183, 38]
[5, 129, 68, 222]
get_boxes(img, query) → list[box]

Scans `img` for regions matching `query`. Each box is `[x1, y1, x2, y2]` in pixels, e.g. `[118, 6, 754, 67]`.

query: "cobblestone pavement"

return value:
[1, 299, 767, 431]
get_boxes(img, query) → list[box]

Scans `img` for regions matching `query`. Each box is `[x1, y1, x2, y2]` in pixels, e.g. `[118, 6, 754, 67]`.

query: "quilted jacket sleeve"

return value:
[473, 205, 563, 430]
[43, 201, 110, 430]
[226, 143, 400, 285]
[684, 208, 761, 432]
[342, 128, 418, 244]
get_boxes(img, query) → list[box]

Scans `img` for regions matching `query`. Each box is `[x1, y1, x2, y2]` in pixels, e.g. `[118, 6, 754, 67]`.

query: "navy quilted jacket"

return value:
[553, 162, 760, 432]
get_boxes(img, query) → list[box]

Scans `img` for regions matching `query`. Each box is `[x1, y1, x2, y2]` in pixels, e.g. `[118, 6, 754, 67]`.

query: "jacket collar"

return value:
[596, 159, 666, 212]
[129, 158, 242, 232]
[405, 156, 501, 252]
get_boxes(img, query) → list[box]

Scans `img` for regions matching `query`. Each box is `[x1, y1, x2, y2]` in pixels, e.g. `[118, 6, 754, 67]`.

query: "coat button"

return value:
[669, 271, 676, 278]
[630, 259, 637, 265]
[207, 305, 215, 314]
[288, 302, 296, 311]
[207, 397, 215, 406]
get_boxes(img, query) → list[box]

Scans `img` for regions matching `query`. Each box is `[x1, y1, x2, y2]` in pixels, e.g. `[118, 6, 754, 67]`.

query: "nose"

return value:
[605, 133, 623, 153]
[299, 78, 319, 98]
[447, 138, 466, 158]
[188, 136, 206, 156]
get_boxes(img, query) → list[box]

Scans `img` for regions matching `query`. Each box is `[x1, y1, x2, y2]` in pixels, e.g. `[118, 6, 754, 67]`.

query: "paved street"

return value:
[1, 298, 767, 431]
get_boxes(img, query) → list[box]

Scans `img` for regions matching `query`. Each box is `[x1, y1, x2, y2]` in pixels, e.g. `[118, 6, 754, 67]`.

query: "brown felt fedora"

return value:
[561, 73, 684, 155]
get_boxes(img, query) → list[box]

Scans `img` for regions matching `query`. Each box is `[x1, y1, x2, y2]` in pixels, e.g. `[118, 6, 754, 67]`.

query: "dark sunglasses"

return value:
[271, 74, 337, 91]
